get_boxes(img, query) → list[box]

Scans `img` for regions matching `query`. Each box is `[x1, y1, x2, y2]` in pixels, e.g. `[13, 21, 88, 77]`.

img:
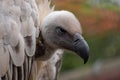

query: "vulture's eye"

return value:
[56, 27, 66, 35]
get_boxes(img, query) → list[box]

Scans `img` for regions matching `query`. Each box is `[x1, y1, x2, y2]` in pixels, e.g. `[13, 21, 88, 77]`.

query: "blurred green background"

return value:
[52, 0, 120, 73]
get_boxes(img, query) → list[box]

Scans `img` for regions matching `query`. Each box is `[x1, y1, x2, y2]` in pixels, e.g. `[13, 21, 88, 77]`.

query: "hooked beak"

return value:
[73, 33, 89, 64]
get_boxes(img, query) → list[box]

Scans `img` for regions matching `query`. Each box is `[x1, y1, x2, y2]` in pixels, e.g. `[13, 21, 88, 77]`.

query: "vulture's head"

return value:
[41, 11, 89, 63]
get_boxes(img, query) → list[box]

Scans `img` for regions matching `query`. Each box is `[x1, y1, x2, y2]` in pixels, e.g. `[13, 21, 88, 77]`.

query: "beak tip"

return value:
[84, 51, 89, 64]
[80, 49, 89, 64]
[84, 57, 88, 64]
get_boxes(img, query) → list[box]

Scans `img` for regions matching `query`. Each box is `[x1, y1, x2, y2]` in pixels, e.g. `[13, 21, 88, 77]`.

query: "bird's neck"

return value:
[35, 41, 57, 61]
[44, 42, 57, 59]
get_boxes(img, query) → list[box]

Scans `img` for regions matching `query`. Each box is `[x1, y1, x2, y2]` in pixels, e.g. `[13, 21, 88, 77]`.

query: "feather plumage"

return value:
[0, 0, 39, 79]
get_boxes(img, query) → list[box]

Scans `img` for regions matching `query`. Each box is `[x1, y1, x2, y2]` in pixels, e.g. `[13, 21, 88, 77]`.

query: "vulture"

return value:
[0, 0, 89, 80]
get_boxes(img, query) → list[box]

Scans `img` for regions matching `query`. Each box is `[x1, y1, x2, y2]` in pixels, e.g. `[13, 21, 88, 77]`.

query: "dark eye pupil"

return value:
[56, 27, 66, 35]
[59, 28, 66, 33]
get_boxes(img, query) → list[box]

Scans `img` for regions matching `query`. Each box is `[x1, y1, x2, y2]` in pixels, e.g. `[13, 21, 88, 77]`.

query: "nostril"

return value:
[74, 39, 79, 42]
[73, 39, 80, 46]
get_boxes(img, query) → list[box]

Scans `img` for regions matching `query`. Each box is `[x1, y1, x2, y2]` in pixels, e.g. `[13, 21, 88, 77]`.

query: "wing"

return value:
[0, 13, 25, 77]
[20, 0, 39, 57]
[0, 0, 39, 78]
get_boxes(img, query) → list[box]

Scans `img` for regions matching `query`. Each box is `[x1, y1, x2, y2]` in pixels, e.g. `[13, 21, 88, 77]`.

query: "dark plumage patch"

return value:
[12, 65, 16, 80]
[23, 56, 29, 80]
[35, 41, 45, 58]
[1, 75, 6, 80]
[24, 36, 32, 47]
[17, 67, 22, 80]
[55, 59, 62, 80]
[15, 41, 20, 53]
[35, 31, 46, 58]
[20, 16, 22, 22]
